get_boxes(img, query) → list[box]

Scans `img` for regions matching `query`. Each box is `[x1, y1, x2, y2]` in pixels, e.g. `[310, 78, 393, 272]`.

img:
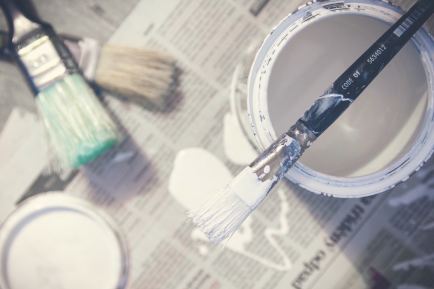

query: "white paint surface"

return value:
[223, 113, 257, 165]
[266, 13, 428, 177]
[0, 197, 124, 289]
[169, 148, 232, 211]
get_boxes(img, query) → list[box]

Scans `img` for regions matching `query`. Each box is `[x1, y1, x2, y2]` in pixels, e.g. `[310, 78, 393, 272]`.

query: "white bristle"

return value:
[191, 167, 274, 243]
[95, 45, 176, 107]
[191, 188, 252, 243]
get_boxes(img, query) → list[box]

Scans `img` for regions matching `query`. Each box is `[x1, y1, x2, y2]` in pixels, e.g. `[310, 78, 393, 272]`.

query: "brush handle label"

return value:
[367, 44, 387, 65]
[17, 33, 67, 90]
[298, 0, 434, 138]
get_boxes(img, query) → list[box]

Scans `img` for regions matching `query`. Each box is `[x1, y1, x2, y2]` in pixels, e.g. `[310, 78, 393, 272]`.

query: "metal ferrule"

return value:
[287, 120, 317, 153]
[249, 133, 302, 186]
[16, 29, 79, 92]
[1, 0, 80, 94]
[248, 120, 316, 189]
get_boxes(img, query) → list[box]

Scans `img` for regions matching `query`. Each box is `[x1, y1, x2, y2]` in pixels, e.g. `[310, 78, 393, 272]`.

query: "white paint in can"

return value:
[247, 0, 434, 197]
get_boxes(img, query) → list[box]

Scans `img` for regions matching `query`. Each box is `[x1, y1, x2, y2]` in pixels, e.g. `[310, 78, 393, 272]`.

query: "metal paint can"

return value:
[245, 0, 434, 197]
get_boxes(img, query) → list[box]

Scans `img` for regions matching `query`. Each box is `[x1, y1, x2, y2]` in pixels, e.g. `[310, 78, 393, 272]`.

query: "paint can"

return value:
[0, 193, 128, 289]
[244, 0, 434, 197]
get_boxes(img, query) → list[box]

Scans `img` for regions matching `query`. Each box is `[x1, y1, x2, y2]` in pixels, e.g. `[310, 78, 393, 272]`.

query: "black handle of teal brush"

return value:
[1, 0, 80, 94]
[294, 0, 434, 139]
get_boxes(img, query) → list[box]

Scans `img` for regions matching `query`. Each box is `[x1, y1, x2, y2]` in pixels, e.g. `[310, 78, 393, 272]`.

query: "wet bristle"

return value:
[37, 73, 120, 169]
[190, 185, 253, 243]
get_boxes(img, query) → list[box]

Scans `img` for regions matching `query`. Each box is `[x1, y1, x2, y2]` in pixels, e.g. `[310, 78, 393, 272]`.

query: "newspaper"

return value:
[1, 0, 434, 288]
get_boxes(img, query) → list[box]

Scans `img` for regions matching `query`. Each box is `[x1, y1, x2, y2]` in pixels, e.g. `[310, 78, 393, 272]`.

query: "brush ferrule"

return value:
[14, 27, 79, 93]
[1, 0, 80, 93]
[249, 133, 302, 187]
[18, 33, 66, 89]
[287, 120, 317, 153]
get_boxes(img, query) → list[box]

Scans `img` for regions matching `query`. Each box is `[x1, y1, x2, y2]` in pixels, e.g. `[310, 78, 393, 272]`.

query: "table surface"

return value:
[0, 0, 432, 132]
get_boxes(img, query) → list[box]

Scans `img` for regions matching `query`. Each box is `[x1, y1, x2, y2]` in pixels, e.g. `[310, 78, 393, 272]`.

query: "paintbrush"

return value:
[0, 29, 177, 109]
[191, 0, 434, 243]
[62, 36, 177, 109]
[0, 0, 120, 169]
[7, 0, 177, 109]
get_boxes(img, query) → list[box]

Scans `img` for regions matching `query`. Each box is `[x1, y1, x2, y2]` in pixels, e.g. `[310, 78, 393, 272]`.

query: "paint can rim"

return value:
[246, 0, 434, 197]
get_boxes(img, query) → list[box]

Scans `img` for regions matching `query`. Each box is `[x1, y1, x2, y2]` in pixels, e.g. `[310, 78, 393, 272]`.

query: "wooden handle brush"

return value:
[0, 0, 120, 169]
[191, 0, 434, 243]
[61, 35, 177, 109]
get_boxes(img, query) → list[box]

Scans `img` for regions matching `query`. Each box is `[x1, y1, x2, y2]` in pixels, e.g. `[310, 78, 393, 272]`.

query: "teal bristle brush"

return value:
[0, 0, 120, 169]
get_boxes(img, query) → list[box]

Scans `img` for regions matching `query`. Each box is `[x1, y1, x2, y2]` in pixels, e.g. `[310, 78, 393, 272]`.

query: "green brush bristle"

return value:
[36, 73, 120, 169]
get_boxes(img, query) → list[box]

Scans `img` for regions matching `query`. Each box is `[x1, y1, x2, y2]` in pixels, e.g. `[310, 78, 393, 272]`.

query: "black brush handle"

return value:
[1, 0, 80, 94]
[294, 0, 434, 139]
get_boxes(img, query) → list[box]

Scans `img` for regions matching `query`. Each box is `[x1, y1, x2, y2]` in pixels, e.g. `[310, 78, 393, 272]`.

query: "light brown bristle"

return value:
[95, 45, 176, 108]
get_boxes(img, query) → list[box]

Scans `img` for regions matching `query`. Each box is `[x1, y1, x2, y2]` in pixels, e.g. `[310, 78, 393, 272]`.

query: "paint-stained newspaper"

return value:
[1, 0, 434, 288]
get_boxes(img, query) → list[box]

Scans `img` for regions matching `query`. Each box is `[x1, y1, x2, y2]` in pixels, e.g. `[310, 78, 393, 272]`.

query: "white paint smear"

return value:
[393, 254, 434, 271]
[109, 151, 135, 164]
[263, 189, 292, 269]
[223, 113, 257, 166]
[393, 251, 434, 289]
[420, 222, 434, 231]
[224, 189, 292, 271]
[397, 285, 430, 289]
[169, 148, 232, 211]
[388, 176, 434, 207]
[169, 148, 292, 270]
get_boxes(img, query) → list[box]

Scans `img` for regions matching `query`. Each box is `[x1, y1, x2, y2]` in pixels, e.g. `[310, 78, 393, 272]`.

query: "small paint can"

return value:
[0, 193, 128, 289]
[246, 0, 434, 197]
